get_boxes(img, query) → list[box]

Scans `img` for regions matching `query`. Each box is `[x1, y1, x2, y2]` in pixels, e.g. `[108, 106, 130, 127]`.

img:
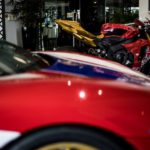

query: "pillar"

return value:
[80, 0, 105, 34]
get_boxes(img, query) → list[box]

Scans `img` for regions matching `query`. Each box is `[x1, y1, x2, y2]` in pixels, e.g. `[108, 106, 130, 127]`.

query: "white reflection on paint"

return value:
[98, 89, 103, 96]
[79, 91, 86, 99]
[67, 80, 71, 86]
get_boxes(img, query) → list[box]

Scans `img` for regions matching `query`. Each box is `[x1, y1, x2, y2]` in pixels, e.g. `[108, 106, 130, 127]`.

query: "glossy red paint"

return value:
[0, 70, 150, 150]
[0, 49, 150, 149]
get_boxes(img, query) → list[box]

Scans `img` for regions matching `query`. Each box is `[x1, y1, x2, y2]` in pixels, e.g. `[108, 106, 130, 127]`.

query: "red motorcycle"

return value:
[56, 19, 150, 75]
[93, 19, 150, 75]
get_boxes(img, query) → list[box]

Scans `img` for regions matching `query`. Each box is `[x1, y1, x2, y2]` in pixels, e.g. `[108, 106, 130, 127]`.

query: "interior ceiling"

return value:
[106, 0, 139, 7]
[45, 0, 138, 7]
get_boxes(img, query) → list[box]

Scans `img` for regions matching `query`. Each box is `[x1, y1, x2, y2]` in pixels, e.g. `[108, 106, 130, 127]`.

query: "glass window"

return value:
[105, 0, 139, 23]
[0, 40, 49, 75]
[42, 0, 80, 49]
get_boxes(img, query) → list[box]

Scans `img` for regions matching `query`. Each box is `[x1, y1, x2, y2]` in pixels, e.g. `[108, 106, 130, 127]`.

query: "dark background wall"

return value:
[80, 0, 105, 34]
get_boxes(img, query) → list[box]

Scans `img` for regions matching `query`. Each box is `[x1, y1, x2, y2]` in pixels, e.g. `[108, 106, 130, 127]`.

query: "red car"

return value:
[0, 40, 150, 150]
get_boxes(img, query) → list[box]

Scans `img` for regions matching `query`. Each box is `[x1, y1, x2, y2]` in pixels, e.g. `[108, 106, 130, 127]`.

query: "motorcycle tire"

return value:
[109, 49, 133, 67]
[140, 58, 150, 76]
